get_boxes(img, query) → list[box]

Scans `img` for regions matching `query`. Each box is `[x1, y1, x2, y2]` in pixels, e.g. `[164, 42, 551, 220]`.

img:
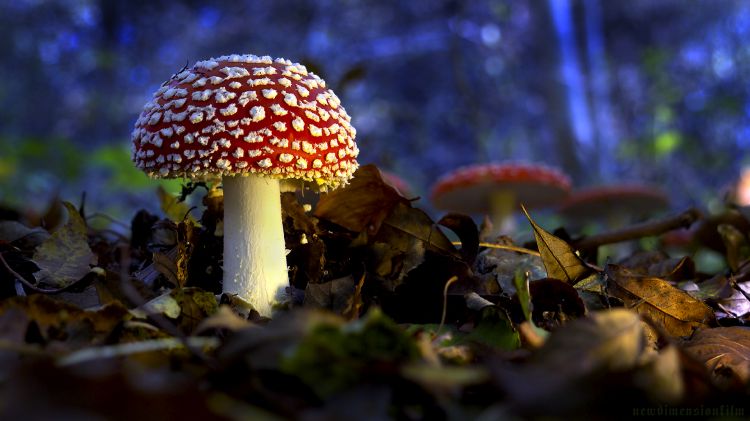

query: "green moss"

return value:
[280, 308, 419, 397]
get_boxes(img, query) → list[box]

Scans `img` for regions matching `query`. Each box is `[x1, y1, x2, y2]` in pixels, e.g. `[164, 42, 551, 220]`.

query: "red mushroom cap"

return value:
[557, 184, 670, 221]
[430, 162, 572, 213]
[131, 54, 359, 190]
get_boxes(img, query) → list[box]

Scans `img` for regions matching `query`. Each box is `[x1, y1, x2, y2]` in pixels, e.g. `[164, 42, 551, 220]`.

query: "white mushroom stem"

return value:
[488, 191, 518, 235]
[222, 175, 288, 317]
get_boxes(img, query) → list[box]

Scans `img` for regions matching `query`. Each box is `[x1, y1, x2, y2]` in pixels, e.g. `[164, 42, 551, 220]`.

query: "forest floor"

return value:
[0, 164, 748, 419]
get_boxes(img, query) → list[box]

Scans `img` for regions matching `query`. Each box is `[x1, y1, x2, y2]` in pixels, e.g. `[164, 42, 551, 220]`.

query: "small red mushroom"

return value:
[557, 184, 670, 229]
[131, 54, 358, 317]
[430, 162, 572, 234]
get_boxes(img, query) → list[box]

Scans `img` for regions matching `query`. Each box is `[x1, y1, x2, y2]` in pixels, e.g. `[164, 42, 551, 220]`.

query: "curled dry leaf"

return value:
[606, 264, 715, 338]
[314, 164, 408, 234]
[522, 206, 594, 284]
[682, 326, 750, 388]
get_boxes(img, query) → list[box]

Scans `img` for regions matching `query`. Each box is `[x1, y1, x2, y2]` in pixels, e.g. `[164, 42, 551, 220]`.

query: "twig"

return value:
[452, 241, 541, 257]
[437, 276, 459, 335]
[572, 208, 701, 250]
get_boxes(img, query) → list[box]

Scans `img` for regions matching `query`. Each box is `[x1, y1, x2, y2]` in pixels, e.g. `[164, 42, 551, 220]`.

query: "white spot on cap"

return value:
[278, 78, 291, 87]
[192, 90, 211, 101]
[233, 147, 244, 158]
[215, 89, 237, 103]
[273, 122, 287, 132]
[296, 85, 309, 97]
[250, 106, 266, 122]
[283, 93, 298, 107]
[328, 93, 341, 108]
[161, 127, 174, 137]
[244, 133, 263, 143]
[279, 153, 294, 163]
[302, 141, 315, 154]
[151, 135, 164, 147]
[262, 89, 278, 99]
[258, 158, 272, 168]
[252, 77, 272, 86]
[238, 91, 257, 107]
[172, 111, 187, 122]
[247, 149, 262, 157]
[209, 76, 224, 85]
[196, 60, 219, 70]
[229, 81, 242, 89]
[220, 66, 250, 78]
[296, 158, 308, 169]
[309, 125, 322, 137]
[220, 104, 238, 116]
[292, 117, 305, 131]
[148, 112, 162, 125]
[190, 111, 204, 123]
[325, 152, 336, 163]
[270, 104, 288, 116]
[305, 110, 320, 123]
[316, 93, 328, 105]
[312, 159, 323, 169]
[217, 158, 231, 169]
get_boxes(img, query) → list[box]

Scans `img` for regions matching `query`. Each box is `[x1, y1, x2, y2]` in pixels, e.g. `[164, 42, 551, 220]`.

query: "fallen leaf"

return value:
[682, 326, 750, 387]
[0, 295, 128, 349]
[32, 202, 97, 288]
[522, 206, 593, 284]
[437, 213, 479, 263]
[0, 221, 50, 250]
[718, 223, 750, 272]
[314, 165, 408, 234]
[606, 264, 715, 337]
[304, 275, 359, 314]
[492, 309, 665, 416]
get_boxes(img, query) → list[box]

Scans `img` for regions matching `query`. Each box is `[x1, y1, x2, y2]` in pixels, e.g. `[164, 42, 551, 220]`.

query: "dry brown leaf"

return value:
[522, 206, 593, 283]
[32, 202, 97, 288]
[607, 264, 714, 337]
[313, 165, 408, 234]
[682, 326, 750, 387]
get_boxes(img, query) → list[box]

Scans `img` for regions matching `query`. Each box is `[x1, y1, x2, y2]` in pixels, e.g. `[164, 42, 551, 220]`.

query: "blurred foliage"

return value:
[2, 0, 750, 215]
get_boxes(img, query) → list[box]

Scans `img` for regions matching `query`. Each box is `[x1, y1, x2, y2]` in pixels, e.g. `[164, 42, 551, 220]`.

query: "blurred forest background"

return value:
[1, 0, 749, 220]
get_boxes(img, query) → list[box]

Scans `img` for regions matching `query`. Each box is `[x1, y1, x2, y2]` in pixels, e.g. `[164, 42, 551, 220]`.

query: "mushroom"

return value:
[131, 54, 359, 317]
[430, 162, 571, 234]
[557, 184, 670, 229]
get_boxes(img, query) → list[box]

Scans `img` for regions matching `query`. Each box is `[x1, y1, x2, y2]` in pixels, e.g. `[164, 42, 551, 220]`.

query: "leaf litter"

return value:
[0, 164, 748, 418]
